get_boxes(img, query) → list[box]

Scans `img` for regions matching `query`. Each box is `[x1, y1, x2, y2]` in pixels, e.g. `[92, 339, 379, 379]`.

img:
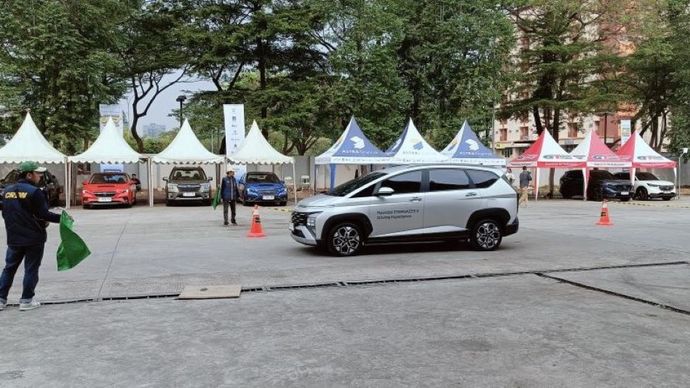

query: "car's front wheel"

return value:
[470, 219, 503, 251]
[326, 222, 363, 256]
[636, 187, 649, 200]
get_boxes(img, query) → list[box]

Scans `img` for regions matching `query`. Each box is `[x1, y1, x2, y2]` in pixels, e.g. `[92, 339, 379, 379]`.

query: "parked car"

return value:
[613, 171, 675, 201]
[290, 165, 519, 256]
[0, 168, 62, 207]
[163, 167, 212, 205]
[82, 172, 136, 208]
[559, 169, 632, 201]
[238, 172, 288, 206]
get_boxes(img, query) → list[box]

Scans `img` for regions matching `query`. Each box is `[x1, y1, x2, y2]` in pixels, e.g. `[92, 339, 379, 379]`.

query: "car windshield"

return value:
[591, 170, 615, 179]
[636, 172, 658, 180]
[170, 168, 206, 181]
[89, 174, 128, 184]
[246, 173, 280, 183]
[329, 172, 385, 197]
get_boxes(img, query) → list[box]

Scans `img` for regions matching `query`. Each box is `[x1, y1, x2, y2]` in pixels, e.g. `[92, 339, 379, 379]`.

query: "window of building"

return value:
[502, 148, 512, 158]
[499, 128, 508, 142]
[520, 126, 529, 140]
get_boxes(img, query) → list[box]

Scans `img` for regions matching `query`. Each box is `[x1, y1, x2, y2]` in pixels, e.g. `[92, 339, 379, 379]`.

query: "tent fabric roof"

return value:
[569, 130, 630, 168]
[508, 130, 583, 168]
[315, 117, 388, 165]
[385, 119, 448, 164]
[152, 119, 224, 164]
[69, 118, 142, 164]
[0, 113, 66, 164]
[616, 130, 676, 168]
[227, 121, 293, 165]
[441, 121, 506, 166]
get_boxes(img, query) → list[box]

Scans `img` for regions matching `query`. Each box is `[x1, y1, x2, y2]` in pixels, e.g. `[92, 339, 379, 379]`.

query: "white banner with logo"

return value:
[223, 104, 247, 178]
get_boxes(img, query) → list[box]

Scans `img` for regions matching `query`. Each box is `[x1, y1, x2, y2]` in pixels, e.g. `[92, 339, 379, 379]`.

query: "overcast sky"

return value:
[119, 70, 216, 131]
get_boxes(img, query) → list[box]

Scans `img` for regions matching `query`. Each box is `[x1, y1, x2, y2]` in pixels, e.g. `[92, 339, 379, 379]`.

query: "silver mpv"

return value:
[290, 165, 519, 256]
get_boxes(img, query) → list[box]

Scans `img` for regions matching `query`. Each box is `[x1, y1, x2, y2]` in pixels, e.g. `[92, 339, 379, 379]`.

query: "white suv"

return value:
[613, 172, 675, 201]
[290, 165, 519, 256]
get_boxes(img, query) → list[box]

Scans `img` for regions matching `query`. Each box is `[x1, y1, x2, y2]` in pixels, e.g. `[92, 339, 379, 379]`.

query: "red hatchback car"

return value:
[82, 172, 137, 208]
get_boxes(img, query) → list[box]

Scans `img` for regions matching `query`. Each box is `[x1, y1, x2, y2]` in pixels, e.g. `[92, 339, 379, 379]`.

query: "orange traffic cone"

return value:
[247, 205, 266, 237]
[596, 200, 613, 226]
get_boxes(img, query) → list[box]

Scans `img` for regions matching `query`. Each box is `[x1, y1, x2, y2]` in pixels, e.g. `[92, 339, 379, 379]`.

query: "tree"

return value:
[116, 0, 190, 152]
[501, 0, 624, 194]
[0, 0, 126, 153]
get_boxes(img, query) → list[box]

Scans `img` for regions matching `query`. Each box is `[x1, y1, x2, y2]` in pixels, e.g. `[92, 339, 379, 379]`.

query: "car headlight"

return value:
[307, 212, 322, 228]
[246, 187, 258, 194]
[200, 183, 210, 192]
[168, 184, 179, 193]
[82, 190, 93, 196]
[117, 189, 129, 194]
[647, 183, 659, 187]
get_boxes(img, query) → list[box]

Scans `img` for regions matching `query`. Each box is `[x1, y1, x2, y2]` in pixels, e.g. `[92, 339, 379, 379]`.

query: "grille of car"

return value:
[660, 185, 674, 191]
[259, 189, 275, 195]
[177, 184, 200, 192]
[291, 212, 308, 226]
[95, 192, 116, 197]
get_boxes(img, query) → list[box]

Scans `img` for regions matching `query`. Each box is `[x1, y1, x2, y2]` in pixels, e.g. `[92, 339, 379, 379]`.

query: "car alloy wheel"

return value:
[636, 187, 648, 200]
[327, 223, 362, 256]
[470, 219, 502, 251]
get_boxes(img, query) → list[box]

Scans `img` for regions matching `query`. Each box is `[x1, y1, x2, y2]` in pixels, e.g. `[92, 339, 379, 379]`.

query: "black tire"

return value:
[663, 196, 672, 201]
[166, 200, 173, 206]
[326, 222, 363, 257]
[561, 190, 573, 199]
[279, 201, 287, 206]
[591, 189, 603, 202]
[636, 187, 648, 200]
[469, 219, 503, 251]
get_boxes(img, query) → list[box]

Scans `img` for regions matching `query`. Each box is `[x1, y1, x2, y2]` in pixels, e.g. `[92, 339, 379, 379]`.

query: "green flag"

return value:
[56, 211, 91, 271]
[211, 185, 221, 209]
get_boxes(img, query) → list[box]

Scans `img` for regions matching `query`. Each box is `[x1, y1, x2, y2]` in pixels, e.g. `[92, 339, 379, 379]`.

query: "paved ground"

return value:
[1, 197, 689, 386]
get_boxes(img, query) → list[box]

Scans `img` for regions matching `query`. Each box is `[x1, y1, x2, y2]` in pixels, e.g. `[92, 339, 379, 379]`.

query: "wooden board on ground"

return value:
[178, 285, 241, 300]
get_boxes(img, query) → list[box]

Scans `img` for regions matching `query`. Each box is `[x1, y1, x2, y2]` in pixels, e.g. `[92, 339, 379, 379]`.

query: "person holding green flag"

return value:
[0, 161, 61, 311]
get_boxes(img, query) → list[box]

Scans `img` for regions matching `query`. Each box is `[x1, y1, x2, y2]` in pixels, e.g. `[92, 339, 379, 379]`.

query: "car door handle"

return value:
[410, 197, 422, 202]
[465, 192, 478, 197]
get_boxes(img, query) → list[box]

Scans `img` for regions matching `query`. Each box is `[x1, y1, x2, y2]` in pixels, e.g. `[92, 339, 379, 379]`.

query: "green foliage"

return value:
[0, 0, 127, 153]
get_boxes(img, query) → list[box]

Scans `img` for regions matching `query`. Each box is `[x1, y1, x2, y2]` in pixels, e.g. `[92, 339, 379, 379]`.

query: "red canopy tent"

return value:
[509, 130, 584, 200]
[616, 130, 677, 187]
[570, 130, 631, 200]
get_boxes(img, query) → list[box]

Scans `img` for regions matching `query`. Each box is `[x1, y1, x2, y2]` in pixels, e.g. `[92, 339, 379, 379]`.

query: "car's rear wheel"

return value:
[326, 222, 363, 257]
[470, 219, 503, 251]
[636, 187, 648, 200]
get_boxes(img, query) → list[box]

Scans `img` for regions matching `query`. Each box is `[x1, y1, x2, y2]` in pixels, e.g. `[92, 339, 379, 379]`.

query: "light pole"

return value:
[175, 95, 186, 127]
[679, 147, 688, 199]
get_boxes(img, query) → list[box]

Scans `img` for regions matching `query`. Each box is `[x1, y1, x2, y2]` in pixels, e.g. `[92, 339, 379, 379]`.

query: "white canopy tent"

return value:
[68, 118, 146, 207]
[385, 119, 448, 164]
[227, 120, 297, 202]
[152, 119, 225, 165]
[151, 119, 225, 206]
[0, 112, 69, 206]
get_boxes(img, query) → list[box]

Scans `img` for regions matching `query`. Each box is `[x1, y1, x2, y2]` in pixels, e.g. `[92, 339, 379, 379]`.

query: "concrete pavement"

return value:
[1, 198, 689, 386]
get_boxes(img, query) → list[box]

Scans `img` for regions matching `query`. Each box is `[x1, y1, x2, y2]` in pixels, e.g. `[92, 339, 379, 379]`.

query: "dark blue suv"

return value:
[238, 172, 288, 206]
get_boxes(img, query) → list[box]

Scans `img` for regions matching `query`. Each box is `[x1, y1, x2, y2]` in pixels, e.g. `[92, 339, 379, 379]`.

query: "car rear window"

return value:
[467, 170, 499, 188]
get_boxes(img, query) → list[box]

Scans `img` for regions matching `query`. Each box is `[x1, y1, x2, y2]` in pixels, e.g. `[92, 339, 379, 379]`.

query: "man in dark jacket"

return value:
[220, 167, 240, 226]
[0, 161, 61, 311]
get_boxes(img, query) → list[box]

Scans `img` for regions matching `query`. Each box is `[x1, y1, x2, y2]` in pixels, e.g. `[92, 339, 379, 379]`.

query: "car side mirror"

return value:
[207, 178, 213, 182]
[162, 177, 169, 182]
[376, 187, 394, 196]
